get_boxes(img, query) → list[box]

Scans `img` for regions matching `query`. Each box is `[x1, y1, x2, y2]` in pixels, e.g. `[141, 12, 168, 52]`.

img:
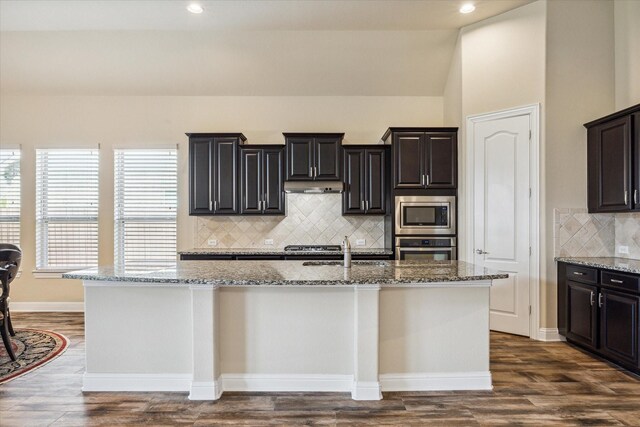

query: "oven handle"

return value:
[395, 246, 457, 260]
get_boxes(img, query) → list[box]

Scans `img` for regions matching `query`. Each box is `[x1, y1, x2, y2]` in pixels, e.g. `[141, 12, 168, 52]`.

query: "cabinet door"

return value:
[213, 137, 238, 214]
[567, 281, 598, 349]
[425, 132, 457, 188]
[365, 148, 386, 214]
[634, 113, 640, 210]
[286, 138, 313, 181]
[189, 138, 213, 214]
[263, 148, 285, 214]
[600, 289, 639, 368]
[343, 148, 365, 214]
[315, 137, 342, 180]
[240, 148, 262, 214]
[394, 133, 424, 188]
[588, 116, 632, 212]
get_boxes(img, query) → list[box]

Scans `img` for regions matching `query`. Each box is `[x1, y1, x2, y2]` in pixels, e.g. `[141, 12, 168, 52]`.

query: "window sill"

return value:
[32, 268, 84, 279]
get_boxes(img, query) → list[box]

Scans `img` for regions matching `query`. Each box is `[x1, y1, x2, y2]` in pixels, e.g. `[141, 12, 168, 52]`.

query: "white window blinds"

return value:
[36, 149, 99, 270]
[114, 149, 177, 269]
[0, 149, 21, 246]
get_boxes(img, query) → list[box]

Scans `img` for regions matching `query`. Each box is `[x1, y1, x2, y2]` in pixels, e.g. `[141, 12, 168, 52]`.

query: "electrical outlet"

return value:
[264, 239, 274, 245]
[207, 239, 218, 247]
[618, 245, 630, 254]
[356, 239, 366, 246]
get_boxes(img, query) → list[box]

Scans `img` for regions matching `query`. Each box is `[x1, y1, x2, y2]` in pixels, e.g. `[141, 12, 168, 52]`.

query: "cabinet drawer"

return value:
[566, 264, 598, 284]
[601, 271, 640, 294]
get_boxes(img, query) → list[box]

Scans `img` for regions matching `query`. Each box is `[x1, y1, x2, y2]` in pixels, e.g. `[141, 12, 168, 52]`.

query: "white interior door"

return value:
[473, 114, 531, 336]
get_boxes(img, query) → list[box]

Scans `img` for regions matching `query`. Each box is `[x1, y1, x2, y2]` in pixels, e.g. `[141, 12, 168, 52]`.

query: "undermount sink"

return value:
[302, 260, 390, 267]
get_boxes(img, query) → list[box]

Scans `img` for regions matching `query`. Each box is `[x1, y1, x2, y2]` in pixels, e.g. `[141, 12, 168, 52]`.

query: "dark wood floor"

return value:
[2, 313, 640, 426]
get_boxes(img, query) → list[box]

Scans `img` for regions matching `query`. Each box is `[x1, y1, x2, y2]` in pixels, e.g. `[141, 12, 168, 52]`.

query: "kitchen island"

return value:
[64, 260, 506, 401]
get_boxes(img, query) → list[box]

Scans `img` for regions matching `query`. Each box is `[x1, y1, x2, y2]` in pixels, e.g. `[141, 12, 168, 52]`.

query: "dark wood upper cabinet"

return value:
[383, 128, 458, 190]
[240, 146, 285, 215]
[342, 146, 388, 215]
[393, 132, 424, 188]
[188, 133, 245, 215]
[586, 103, 640, 213]
[566, 281, 598, 350]
[425, 133, 457, 188]
[284, 133, 343, 181]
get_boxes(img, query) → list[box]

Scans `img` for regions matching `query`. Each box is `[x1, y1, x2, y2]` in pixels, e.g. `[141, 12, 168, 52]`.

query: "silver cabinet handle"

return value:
[361, 200, 365, 210]
[610, 279, 623, 284]
[309, 167, 313, 178]
[590, 291, 595, 306]
[625, 190, 629, 205]
[422, 174, 426, 186]
[598, 293, 603, 308]
[365, 200, 369, 211]
[314, 166, 318, 178]
[573, 271, 585, 276]
[635, 190, 638, 205]
[209, 200, 213, 211]
[214, 200, 218, 211]
[475, 249, 489, 255]
[426, 174, 430, 186]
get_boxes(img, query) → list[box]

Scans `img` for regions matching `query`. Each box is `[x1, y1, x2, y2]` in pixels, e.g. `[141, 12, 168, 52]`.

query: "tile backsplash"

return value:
[195, 194, 386, 249]
[554, 208, 640, 259]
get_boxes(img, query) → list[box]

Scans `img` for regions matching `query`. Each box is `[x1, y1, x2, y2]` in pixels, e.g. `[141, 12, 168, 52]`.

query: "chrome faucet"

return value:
[342, 236, 352, 268]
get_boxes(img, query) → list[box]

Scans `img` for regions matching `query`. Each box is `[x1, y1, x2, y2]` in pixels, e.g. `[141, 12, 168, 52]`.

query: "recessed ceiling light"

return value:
[459, 3, 476, 14]
[187, 3, 204, 14]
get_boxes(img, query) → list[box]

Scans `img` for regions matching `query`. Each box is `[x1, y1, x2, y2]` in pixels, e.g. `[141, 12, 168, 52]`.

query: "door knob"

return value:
[476, 249, 489, 255]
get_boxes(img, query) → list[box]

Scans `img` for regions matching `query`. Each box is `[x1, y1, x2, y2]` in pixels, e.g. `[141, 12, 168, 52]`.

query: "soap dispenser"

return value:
[342, 236, 352, 268]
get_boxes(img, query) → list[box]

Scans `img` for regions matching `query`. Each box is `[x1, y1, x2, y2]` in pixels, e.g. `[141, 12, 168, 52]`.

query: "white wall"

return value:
[544, 0, 615, 328]
[1, 95, 442, 303]
[614, 0, 640, 109]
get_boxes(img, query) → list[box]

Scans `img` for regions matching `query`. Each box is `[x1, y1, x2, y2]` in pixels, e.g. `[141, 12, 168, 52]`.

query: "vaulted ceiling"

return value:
[0, 0, 533, 96]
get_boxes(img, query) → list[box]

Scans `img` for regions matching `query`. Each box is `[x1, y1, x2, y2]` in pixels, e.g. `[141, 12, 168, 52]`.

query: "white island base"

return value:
[82, 281, 491, 400]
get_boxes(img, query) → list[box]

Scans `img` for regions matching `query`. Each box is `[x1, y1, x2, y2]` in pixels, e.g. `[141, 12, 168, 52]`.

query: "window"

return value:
[0, 149, 21, 246]
[114, 149, 177, 269]
[36, 149, 99, 270]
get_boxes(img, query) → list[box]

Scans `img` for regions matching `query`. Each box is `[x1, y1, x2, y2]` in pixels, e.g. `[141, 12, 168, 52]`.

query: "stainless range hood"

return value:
[284, 181, 344, 194]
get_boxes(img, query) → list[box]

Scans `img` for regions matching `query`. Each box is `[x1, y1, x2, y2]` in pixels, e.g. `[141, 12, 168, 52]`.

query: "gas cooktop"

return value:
[284, 245, 342, 252]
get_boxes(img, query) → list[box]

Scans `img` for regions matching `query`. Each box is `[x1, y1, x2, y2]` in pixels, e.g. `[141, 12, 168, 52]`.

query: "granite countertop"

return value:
[178, 248, 394, 256]
[555, 257, 640, 275]
[63, 260, 507, 287]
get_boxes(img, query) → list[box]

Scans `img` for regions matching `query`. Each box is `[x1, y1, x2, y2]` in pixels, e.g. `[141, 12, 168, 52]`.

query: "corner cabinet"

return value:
[284, 133, 343, 181]
[382, 128, 457, 190]
[586, 104, 640, 212]
[239, 146, 285, 215]
[343, 146, 389, 215]
[558, 261, 640, 374]
[188, 133, 245, 215]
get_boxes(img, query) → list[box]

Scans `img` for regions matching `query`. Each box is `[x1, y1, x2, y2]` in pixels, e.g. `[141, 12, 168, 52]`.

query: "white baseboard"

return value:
[221, 373, 354, 392]
[12, 302, 84, 312]
[83, 373, 191, 392]
[379, 371, 492, 391]
[189, 380, 223, 400]
[538, 328, 565, 342]
[352, 381, 382, 400]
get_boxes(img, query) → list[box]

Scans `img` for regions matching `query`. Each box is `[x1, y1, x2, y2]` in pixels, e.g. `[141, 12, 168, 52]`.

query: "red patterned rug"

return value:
[0, 329, 69, 385]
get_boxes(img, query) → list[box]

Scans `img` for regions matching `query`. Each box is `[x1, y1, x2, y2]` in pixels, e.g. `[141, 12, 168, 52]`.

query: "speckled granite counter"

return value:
[178, 248, 394, 256]
[63, 260, 506, 286]
[555, 257, 640, 275]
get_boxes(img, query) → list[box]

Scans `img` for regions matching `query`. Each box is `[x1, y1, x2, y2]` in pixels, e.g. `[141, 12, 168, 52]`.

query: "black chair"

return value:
[0, 244, 22, 361]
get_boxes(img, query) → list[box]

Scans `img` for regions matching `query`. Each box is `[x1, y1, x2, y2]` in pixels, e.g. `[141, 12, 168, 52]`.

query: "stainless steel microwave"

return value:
[394, 196, 456, 236]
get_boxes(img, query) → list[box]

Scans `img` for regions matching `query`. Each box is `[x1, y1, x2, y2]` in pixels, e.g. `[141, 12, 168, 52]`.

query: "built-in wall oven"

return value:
[395, 237, 457, 261]
[394, 196, 456, 236]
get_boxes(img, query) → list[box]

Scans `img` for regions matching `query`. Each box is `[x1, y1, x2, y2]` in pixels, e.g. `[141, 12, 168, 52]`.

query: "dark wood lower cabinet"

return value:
[599, 289, 639, 367]
[566, 281, 598, 349]
[559, 261, 640, 373]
